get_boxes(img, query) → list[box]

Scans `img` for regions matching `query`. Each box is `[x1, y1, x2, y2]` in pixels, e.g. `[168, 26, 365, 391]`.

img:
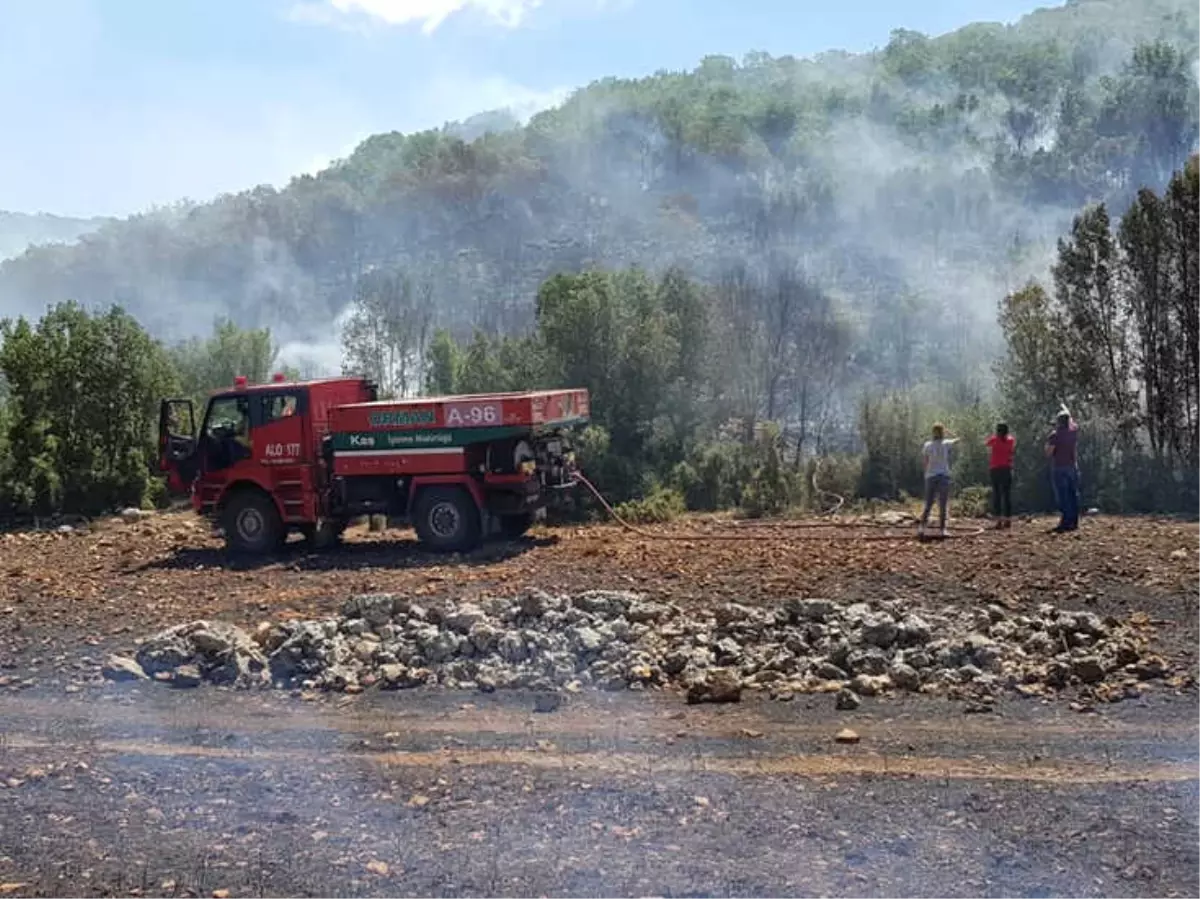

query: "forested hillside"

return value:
[0, 211, 110, 262]
[1, 0, 1195, 374]
[0, 0, 1197, 521]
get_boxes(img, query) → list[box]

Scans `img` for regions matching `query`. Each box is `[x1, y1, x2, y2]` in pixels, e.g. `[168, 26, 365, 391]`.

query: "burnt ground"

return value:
[0, 510, 1197, 897]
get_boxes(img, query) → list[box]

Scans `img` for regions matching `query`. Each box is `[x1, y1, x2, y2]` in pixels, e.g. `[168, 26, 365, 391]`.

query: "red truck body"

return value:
[158, 375, 588, 555]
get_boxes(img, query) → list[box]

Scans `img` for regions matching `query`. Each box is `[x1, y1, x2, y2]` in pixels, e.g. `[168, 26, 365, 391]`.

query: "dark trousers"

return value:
[1052, 467, 1080, 530]
[920, 474, 950, 527]
[990, 467, 1012, 518]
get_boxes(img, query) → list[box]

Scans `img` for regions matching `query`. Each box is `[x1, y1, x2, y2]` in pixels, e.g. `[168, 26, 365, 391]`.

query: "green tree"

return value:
[423, 328, 462, 394]
[996, 282, 1071, 511]
[341, 270, 433, 398]
[0, 302, 177, 517]
[1097, 40, 1199, 188]
[167, 318, 283, 404]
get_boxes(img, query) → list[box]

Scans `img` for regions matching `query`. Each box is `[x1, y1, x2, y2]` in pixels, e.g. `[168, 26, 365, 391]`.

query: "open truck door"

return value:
[158, 398, 199, 494]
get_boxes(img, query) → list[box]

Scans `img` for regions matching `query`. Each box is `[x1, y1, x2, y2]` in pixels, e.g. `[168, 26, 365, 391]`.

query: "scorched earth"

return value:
[0, 509, 1196, 897]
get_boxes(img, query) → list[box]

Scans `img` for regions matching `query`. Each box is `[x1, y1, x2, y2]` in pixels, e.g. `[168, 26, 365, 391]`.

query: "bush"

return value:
[612, 485, 687, 524]
[804, 454, 862, 512]
[671, 440, 749, 511]
[954, 484, 992, 518]
[857, 393, 925, 500]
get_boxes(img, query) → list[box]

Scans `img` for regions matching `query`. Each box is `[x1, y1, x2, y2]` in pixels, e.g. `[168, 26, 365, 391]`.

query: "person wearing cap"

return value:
[919, 422, 958, 538]
[986, 422, 1016, 529]
[1044, 407, 1080, 533]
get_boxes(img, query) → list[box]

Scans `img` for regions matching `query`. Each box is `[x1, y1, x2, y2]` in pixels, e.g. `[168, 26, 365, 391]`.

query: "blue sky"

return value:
[0, 0, 1053, 218]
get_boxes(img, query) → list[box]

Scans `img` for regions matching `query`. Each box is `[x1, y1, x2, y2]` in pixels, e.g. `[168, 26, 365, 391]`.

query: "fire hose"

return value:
[569, 465, 987, 542]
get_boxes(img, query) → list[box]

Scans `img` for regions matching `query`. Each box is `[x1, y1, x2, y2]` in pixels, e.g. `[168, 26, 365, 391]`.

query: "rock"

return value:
[627, 600, 672, 623]
[190, 625, 235, 655]
[127, 590, 1143, 704]
[686, 668, 742, 704]
[860, 612, 898, 648]
[845, 648, 889, 677]
[1132, 656, 1169, 679]
[1064, 611, 1107, 637]
[786, 598, 837, 623]
[377, 663, 409, 688]
[570, 626, 604, 654]
[662, 649, 690, 676]
[101, 655, 147, 682]
[888, 662, 921, 691]
[444, 604, 486, 634]
[714, 636, 742, 661]
[497, 632, 528, 663]
[517, 589, 554, 618]
[835, 688, 861, 710]
[1071, 656, 1106, 684]
[850, 673, 891, 696]
[815, 660, 848, 681]
[170, 664, 202, 688]
[120, 507, 152, 523]
[468, 622, 501, 654]
[713, 603, 753, 628]
[341, 594, 397, 627]
[574, 590, 635, 616]
[898, 614, 933, 645]
[964, 635, 1002, 671]
[834, 728, 861, 744]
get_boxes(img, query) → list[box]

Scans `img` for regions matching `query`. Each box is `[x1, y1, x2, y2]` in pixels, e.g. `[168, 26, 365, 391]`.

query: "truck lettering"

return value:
[368, 409, 437, 428]
[348, 434, 376, 448]
[385, 431, 453, 448]
[263, 442, 302, 461]
[445, 402, 500, 427]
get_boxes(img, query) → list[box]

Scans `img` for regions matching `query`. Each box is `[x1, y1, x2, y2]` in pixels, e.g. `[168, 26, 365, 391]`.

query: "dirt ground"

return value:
[0, 510, 1197, 897]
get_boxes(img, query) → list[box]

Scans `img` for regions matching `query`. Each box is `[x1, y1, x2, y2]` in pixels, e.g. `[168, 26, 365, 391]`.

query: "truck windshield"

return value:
[205, 395, 249, 439]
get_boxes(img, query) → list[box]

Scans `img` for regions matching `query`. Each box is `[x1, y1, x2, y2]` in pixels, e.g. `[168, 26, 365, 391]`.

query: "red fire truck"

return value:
[158, 374, 589, 555]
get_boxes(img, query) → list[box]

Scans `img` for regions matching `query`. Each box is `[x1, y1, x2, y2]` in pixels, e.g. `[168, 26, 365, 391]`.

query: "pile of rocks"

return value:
[104, 590, 1170, 702]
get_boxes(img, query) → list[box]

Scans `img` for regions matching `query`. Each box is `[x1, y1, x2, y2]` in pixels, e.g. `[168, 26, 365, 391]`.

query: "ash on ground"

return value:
[105, 590, 1176, 704]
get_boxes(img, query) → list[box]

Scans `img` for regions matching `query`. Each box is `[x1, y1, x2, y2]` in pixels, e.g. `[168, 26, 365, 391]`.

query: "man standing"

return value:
[919, 422, 958, 539]
[986, 422, 1016, 529]
[1044, 407, 1080, 533]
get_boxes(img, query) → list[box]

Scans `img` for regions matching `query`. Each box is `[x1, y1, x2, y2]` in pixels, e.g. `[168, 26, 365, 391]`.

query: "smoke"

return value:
[0, 2, 1196, 402]
[277, 304, 356, 378]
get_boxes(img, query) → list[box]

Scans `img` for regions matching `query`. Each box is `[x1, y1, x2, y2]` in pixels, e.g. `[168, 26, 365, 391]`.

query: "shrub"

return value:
[612, 485, 687, 524]
[955, 485, 992, 518]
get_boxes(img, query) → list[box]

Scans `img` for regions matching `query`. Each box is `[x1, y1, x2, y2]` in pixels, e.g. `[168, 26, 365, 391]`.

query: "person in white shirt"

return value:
[919, 422, 959, 538]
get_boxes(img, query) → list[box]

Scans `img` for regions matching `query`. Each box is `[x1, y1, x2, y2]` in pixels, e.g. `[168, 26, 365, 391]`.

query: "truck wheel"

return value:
[413, 486, 481, 553]
[499, 512, 534, 539]
[222, 490, 284, 555]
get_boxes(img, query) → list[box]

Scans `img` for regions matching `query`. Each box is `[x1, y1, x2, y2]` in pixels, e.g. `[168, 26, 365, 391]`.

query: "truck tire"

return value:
[412, 486, 481, 553]
[499, 512, 534, 539]
[222, 489, 284, 556]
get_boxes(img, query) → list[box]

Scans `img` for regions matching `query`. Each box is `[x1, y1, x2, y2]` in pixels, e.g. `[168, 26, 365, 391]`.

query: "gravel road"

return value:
[0, 510, 1196, 897]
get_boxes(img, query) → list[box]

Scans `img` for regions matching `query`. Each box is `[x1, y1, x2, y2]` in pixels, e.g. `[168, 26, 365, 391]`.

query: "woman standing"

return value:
[986, 422, 1016, 529]
[919, 422, 958, 538]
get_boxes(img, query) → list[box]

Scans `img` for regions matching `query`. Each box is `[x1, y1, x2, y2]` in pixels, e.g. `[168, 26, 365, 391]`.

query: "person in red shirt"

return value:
[985, 422, 1016, 529]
